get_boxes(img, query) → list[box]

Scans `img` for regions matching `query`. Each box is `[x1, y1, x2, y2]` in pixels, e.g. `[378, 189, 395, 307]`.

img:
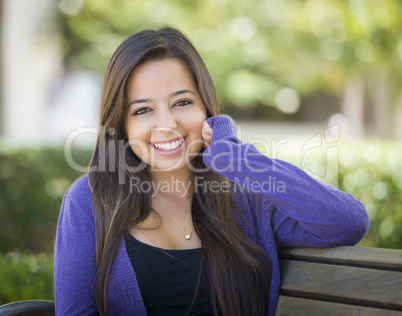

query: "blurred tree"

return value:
[280, 1, 402, 138]
[57, 0, 402, 137]
[0, 0, 3, 134]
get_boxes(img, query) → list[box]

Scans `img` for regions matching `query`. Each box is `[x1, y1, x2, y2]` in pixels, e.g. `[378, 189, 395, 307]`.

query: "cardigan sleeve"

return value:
[54, 176, 99, 315]
[202, 116, 370, 248]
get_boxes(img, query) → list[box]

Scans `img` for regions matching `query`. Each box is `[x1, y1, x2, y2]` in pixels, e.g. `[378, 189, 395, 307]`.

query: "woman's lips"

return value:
[150, 136, 187, 156]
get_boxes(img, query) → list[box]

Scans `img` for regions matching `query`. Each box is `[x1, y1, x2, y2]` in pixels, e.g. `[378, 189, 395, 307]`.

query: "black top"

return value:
[125, 233, 214, 316]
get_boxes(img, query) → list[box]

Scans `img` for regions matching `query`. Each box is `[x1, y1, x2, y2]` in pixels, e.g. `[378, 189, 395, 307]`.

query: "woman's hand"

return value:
[202, 120, 213, 148]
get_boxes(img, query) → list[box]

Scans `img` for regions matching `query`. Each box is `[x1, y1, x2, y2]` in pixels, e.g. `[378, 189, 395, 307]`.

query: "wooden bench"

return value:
[0, 246, 401, 315]
[276, 246, 402, 315]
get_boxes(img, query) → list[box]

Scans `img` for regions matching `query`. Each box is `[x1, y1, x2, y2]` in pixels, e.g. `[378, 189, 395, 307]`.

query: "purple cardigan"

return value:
[54, 116, 369, 315]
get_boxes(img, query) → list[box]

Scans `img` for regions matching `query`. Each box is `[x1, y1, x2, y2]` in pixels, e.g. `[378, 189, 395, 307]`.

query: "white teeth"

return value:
[153, 138, 184, 151]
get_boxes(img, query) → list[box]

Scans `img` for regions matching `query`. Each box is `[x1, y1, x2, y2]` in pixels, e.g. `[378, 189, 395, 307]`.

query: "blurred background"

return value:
[1, 0, 401, 303]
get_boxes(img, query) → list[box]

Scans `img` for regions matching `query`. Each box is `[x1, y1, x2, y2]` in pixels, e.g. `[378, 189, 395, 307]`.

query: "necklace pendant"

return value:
[184, 233, 191, 240]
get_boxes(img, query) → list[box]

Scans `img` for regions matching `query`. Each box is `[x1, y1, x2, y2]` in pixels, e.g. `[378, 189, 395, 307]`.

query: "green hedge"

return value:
[0, 252, 53, 304]
[0, 140, 401, 304]
[0, 148, 92, 253]
[1, 141, 401, 253]
[338, 140, 402, 249]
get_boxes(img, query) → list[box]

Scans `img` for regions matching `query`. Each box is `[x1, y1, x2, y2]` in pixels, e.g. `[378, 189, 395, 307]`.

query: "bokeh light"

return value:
[275, 88, 300, 114]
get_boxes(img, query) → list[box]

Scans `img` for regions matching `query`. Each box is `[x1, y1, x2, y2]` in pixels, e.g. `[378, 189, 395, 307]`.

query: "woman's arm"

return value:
[202, 116, 369, 248]
[54, 176, 99, 315]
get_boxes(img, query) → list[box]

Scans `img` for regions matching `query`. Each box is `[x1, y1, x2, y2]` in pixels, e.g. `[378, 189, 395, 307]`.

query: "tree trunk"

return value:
[392, 94, 402, 140]
[369, 74, 391, 138]
[0, 0, 3, 134]
[341, 76, 365, 138]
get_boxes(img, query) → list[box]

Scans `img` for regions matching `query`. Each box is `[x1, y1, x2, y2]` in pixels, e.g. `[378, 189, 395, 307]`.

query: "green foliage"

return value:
[337, 140, 402, 248]
[0, 140, 401, 253]
[0, 140, 401, 303]
[0, 252, 53, 304]
[0, 148, 91, 253]
[57, 0, 402, 109]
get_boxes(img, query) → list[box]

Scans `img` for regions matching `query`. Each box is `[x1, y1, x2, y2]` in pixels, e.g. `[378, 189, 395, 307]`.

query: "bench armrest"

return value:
[0, 300, 55, 316]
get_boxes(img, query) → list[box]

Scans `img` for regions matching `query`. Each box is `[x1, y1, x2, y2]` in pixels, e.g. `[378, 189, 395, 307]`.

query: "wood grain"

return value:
[275, 296, 402, 315]
[279, 259, 402, 310]
[278, 246, 402, 270]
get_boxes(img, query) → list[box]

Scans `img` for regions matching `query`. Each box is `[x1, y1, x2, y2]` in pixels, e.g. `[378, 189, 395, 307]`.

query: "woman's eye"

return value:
[132, 107, 151, 115]
[174, 99, 193, 107]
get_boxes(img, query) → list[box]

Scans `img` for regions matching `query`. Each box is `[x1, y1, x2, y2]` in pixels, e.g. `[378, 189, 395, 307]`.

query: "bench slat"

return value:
[279, 259, 402, 310]
[278, 246, 402, 270]
[275, 296, 402, 315]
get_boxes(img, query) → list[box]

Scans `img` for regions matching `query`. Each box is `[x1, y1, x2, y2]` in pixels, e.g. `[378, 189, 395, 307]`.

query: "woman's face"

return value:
[125, 58, 207, 173]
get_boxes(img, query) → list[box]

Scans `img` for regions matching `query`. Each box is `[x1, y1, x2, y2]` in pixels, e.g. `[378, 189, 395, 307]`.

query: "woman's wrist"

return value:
[207, 115, 237, 140]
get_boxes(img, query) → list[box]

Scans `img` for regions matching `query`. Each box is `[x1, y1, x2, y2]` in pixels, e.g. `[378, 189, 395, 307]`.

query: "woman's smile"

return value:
[150, 136, 187, 156]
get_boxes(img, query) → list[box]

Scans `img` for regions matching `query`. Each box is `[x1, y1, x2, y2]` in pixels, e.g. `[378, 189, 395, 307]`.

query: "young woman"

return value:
[54, 27, 369, 316]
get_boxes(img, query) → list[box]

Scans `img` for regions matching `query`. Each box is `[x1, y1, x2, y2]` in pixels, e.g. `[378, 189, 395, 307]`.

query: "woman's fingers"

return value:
[202, 120, 213, 148]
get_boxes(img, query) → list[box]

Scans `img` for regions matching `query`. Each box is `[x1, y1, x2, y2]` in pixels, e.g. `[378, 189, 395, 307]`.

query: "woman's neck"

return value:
[151, 168, 193, 200]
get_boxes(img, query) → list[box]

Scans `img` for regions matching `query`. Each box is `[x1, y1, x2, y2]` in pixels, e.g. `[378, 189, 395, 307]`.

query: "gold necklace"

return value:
[154, 195, 195, 240]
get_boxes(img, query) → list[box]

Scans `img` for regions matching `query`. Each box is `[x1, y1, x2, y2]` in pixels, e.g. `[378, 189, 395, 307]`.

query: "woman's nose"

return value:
[154, 108, 178, 131]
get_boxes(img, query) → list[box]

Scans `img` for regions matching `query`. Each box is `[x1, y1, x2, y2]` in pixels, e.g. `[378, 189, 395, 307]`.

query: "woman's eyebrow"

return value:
[128, 98, 151, 106]
[128, 89, 196, 106]
[170, 89, 196, 97]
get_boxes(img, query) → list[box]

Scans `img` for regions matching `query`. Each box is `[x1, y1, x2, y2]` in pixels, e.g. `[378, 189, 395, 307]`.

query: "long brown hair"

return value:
[89, 26, 271, 316]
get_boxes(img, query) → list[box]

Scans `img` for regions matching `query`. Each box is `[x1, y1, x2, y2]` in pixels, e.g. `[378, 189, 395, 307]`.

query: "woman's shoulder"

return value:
[66, 174, 92, 200]
[62, 174, 94, 217]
